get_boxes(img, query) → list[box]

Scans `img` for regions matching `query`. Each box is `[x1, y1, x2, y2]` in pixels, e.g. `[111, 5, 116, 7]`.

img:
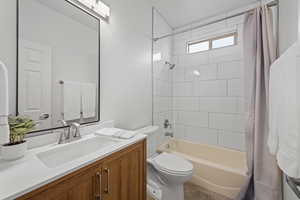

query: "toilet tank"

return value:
[137, 126, 159, 157]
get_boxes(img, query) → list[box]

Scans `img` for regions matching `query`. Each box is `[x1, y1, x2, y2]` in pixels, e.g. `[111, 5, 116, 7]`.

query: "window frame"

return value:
[187, 32, 238, 54]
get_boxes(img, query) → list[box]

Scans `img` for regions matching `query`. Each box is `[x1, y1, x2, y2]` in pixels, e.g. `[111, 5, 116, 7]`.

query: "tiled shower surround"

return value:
[172, 15, 246, 151]
[153, 10, 246, 151]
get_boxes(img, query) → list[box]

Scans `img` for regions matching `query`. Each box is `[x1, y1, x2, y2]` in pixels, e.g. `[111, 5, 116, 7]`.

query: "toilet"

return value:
[148, 152, 194, 200]
[139, 126, 194, 200]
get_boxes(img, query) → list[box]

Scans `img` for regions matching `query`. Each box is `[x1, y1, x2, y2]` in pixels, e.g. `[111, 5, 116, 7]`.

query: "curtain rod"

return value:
[153, 0, 278, 42]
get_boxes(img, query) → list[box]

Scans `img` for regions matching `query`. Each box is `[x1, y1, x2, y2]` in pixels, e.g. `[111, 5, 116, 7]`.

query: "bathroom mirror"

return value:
[17, 0, 100, 134]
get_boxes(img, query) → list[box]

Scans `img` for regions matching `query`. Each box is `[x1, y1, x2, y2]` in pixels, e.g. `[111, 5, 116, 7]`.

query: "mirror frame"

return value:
[16, 0, 101, 135]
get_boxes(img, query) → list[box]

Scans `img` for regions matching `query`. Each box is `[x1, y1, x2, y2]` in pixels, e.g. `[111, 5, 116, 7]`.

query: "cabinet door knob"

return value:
[104, 168, 110, 194]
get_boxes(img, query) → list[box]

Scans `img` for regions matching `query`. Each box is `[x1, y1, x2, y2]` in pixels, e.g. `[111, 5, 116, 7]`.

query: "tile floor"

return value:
[147, 182, 232, 200]
[184, 182, 232, 200]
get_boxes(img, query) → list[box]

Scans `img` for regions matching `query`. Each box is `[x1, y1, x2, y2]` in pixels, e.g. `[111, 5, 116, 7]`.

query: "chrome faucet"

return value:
[164, 119, 174, 138]
[164, 119, 171, 129]
[57, 120, 81, 144]
[58, 120, 69, 144]
[69, 122, 81, 140]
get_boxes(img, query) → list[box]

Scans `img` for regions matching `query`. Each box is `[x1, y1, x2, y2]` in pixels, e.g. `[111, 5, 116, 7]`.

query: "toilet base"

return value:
[163, 184, 184, 200]
[148, 169, 185, 200]
[147, 154, 193, 200]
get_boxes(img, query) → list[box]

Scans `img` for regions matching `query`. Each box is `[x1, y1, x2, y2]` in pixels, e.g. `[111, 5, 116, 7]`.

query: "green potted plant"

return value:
[1, 116, 36, 160]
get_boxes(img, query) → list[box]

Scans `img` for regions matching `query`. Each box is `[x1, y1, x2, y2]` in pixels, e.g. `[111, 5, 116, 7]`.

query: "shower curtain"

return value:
[237, 5, 282, 200]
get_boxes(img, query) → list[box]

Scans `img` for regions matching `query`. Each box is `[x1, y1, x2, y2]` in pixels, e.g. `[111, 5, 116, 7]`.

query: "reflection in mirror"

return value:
[18, 0, 100, 134]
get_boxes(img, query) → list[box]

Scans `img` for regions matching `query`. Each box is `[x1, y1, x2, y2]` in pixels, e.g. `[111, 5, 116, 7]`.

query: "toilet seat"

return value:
[152, 153, 193, 175]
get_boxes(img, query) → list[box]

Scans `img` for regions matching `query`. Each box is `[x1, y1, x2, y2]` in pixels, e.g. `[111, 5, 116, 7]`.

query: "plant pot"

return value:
[1, 141, 27, 161]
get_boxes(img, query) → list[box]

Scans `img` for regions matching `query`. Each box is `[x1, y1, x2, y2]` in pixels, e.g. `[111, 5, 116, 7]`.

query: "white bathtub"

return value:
[157, 139, 248, 199]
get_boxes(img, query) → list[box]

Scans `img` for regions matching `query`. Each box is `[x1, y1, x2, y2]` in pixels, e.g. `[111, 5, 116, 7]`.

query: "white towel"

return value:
[268, 41, 300, 178]
[81, 83, 96, 119]
[95, 128, 137, 139]
[119, 131, 138, 139]
[63, 81, 81, 121]
[95, 128, 122, 137]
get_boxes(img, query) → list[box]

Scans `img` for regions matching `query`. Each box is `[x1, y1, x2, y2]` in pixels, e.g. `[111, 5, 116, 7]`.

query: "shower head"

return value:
[165, 61, 176, 70]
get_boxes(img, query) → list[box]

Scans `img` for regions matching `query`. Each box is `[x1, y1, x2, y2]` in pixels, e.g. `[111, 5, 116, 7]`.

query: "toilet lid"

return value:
[152, 153, 193, 174]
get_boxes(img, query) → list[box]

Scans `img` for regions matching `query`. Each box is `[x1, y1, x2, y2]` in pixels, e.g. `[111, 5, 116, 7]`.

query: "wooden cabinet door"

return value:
[102, 141, 146, 200]
[102, 158, 121, 200]
[18, 165, 102, 200]
[68, 165, 102, 200]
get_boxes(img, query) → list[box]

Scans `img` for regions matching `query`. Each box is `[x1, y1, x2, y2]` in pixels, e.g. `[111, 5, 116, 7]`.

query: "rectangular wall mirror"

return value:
[17, 0, 100, 134]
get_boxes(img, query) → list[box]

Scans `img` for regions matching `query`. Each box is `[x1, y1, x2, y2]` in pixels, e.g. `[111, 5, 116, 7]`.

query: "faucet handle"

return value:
[164, 119, 171, 129]
[58, 119, 68, 127]
[57, 119, 70, 144]
[70, 122, 81, 138]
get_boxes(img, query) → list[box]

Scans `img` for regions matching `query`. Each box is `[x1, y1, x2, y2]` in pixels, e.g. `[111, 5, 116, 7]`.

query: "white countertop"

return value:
[0, 133, 147, 200]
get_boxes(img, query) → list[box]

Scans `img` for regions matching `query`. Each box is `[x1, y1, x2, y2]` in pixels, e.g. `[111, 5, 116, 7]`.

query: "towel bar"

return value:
[286, 175, 300, 198]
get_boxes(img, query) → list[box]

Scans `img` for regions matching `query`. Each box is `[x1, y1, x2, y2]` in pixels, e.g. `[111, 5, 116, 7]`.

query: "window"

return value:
[187, 32, 237, 54]
[212, 34, 236, 49]
[187, 40, 209, 54]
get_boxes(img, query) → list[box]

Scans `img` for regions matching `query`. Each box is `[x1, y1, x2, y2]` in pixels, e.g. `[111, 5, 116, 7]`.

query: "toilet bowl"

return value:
[138, 126, 194, 200]
[148, 152, 194, 200]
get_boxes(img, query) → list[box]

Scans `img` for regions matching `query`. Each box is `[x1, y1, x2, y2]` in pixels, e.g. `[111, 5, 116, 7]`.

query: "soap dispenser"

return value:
[0, 61, 10, 145]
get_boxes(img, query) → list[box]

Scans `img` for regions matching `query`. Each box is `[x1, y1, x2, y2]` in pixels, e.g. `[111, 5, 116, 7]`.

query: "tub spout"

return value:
[165, 132, 174, 138]
[0, 61, 10, 145]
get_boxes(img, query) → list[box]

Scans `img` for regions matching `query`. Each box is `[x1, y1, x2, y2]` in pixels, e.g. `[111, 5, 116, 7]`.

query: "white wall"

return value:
[0, 0, 17, 116]
[99, 0, 152, 130]
[279, 0, 299, 54]
[0, 0, 153, 134]
[152, 9, 173, 153]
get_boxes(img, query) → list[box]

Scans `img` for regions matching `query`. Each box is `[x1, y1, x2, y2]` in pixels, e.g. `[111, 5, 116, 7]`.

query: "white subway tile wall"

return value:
[228, 79, 243, 97]
[176, 111, 209, 127]
[173, 97, 199, 111]
[217, 61, 242, 79]
[209, 113, 245, 132]
[173, 82, 193, 97]
[193, 80, 227, 97]
[185, 126, 219, 145]
[198, 97, 237, 113]
[172, 14, 246, 151]
[185, 64, 218, 81]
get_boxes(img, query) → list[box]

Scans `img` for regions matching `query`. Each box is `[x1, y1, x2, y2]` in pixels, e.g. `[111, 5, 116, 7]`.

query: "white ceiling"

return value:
[150, 0, 260, 28]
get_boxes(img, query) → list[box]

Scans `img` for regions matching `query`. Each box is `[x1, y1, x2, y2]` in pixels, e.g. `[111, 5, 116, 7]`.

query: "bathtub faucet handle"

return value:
[164, 119, 171, 129]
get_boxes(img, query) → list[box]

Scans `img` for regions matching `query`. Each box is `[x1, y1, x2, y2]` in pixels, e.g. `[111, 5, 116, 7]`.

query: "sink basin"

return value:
[37, 136, 119, 168]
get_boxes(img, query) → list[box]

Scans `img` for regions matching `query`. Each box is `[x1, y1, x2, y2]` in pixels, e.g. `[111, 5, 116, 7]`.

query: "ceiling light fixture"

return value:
[73, 0, 110, 21]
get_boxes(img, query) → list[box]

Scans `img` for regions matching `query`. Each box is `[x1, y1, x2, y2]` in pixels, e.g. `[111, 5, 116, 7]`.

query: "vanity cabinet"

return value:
[102, 141, 145, 200]
[17, 140, 146, 200]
